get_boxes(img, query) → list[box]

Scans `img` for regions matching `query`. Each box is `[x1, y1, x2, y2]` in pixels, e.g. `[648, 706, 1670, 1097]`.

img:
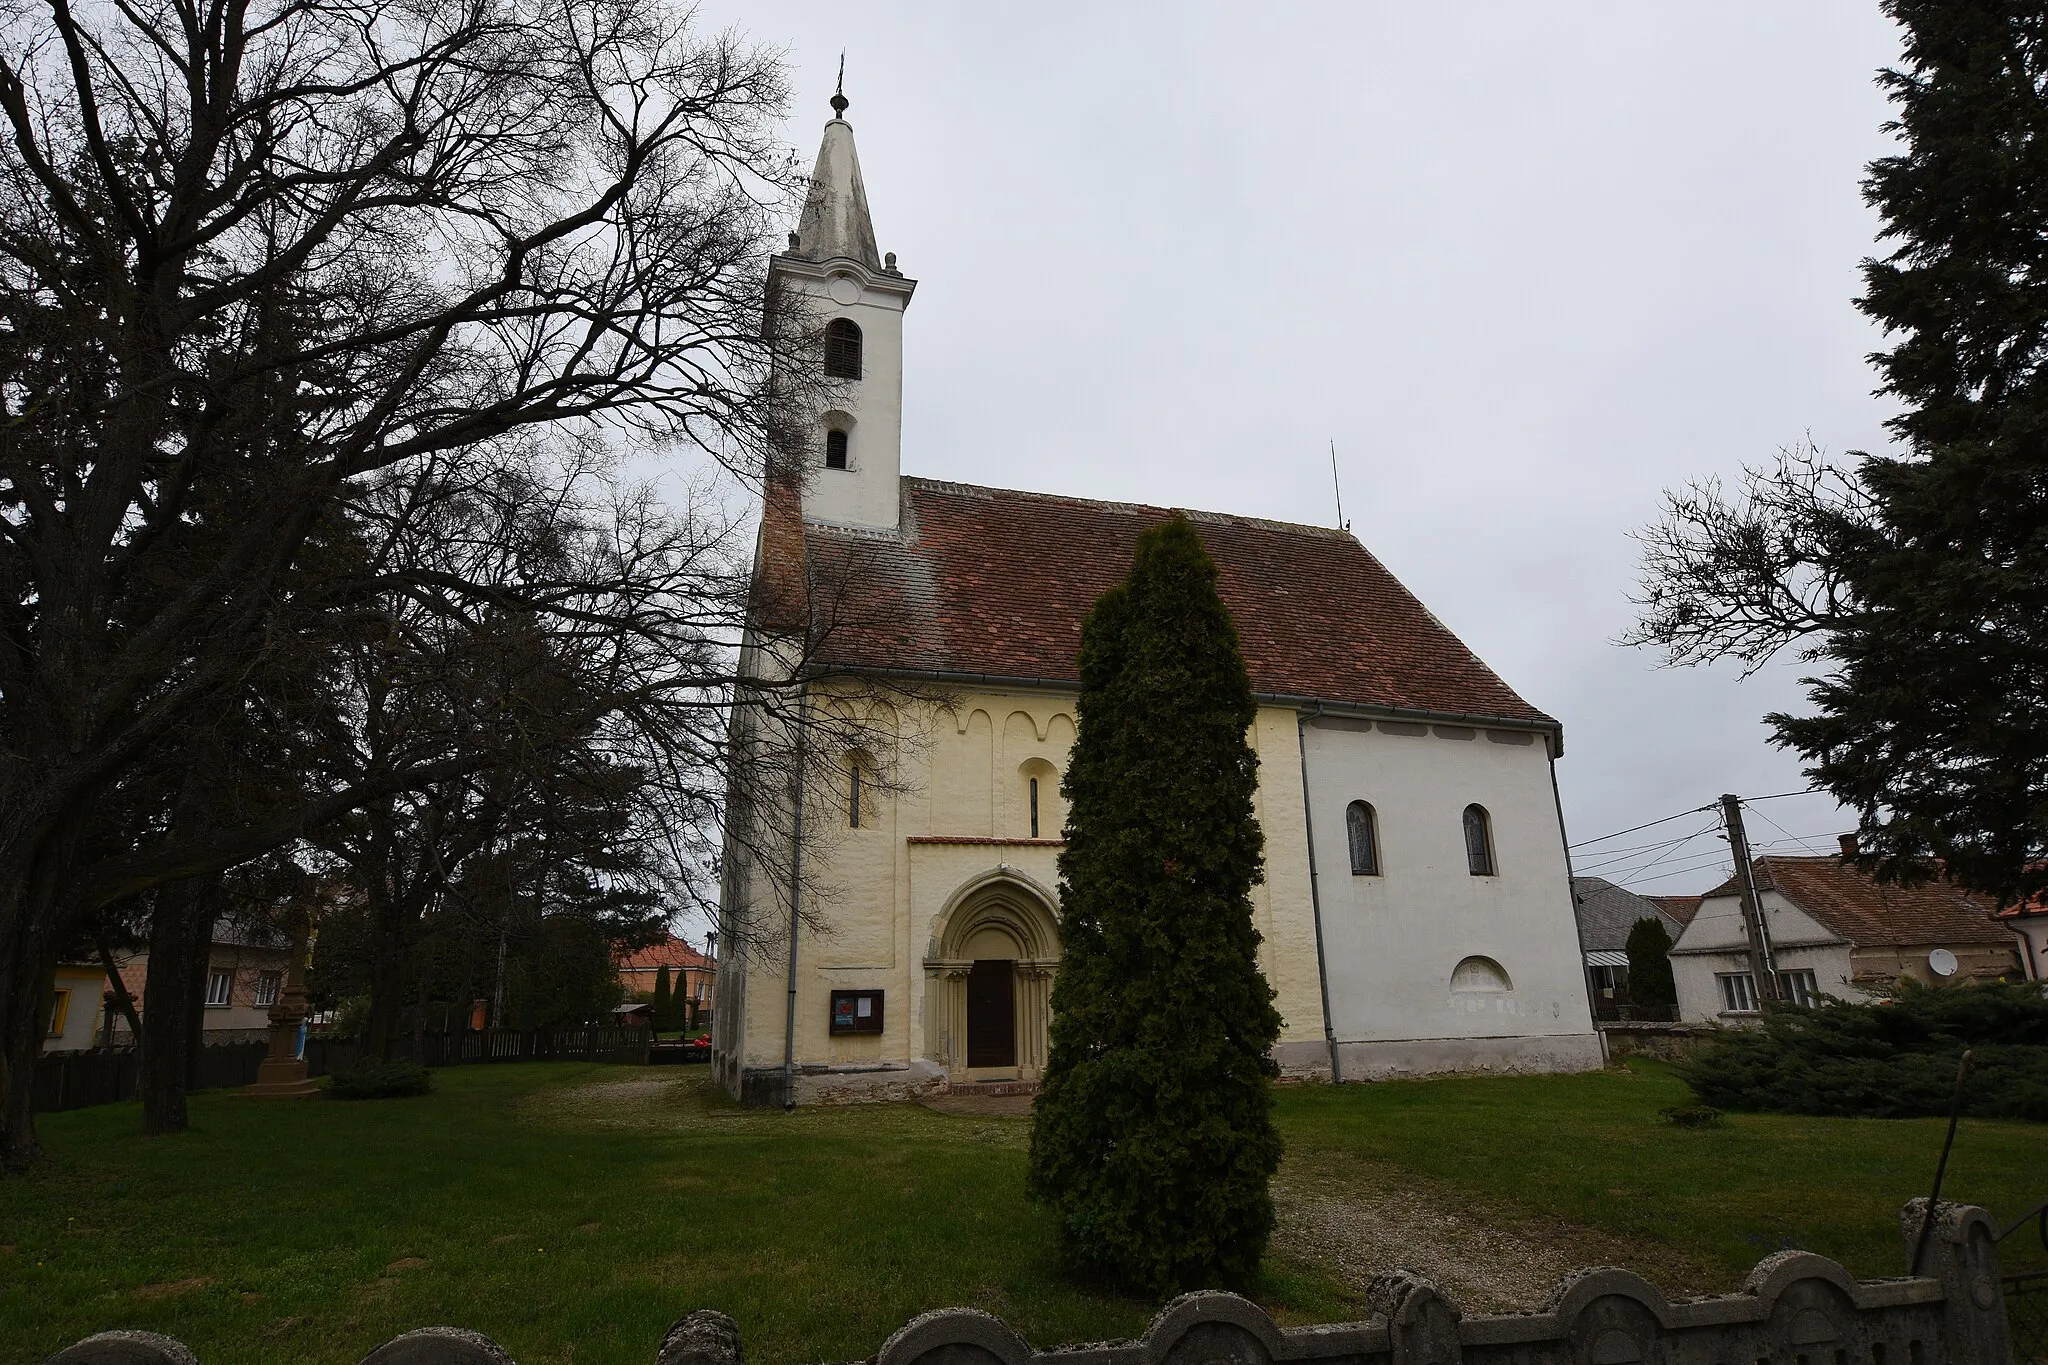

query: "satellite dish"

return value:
[1928, 948, 1959, 978]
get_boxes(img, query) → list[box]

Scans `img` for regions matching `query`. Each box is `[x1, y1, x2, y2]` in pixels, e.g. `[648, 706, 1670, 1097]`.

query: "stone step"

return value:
[944, 1079, 1039, 1097]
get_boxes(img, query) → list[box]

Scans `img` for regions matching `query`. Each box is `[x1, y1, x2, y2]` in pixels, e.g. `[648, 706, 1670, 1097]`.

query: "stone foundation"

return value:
[1332, 1032, 1606, 1080]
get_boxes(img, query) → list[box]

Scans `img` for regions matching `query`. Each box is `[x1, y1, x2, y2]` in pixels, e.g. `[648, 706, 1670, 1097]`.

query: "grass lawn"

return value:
[4, 1059, 2047, 1365]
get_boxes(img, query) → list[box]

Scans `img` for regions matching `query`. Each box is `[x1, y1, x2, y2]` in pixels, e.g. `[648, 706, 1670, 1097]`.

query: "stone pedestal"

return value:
[245, 912, 318, 1099]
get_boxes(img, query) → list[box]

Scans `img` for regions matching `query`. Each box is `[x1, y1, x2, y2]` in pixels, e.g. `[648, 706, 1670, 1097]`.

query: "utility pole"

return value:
[1720, 793, 1779, 1003]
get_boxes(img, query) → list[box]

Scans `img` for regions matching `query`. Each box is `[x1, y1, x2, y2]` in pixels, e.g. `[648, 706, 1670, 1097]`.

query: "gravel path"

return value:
[1269, 1155, 1713, 1313]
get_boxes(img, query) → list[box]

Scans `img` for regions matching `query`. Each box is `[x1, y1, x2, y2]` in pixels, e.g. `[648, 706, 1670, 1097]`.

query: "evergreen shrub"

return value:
[1681, 981, 2048, 1120]
[1026, 515, 1284, 1296]
[326, 1059, 434, 1100]
[1625, 917, 1676, 1010]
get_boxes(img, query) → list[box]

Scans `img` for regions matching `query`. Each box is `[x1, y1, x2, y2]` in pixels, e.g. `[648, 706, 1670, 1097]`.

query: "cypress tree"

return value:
[1624, 917, 1676, 1011]
[652, 963, 673, 1033]
[1771, 4, 2048, 902]
[1026, 514, 1283, 1296]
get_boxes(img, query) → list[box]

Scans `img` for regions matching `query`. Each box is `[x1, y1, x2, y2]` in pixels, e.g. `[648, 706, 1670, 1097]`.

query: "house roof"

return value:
[1648, 894, 1703, 927]
[617, 937, 712, 973]
[1572, 877, 1683, 953]
[777, 477, 1555, 729]
[1704, 856, 2015, 949]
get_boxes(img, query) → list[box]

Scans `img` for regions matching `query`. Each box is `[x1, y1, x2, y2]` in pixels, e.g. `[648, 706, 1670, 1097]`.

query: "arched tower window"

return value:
[824, 318, 863, 379]
[1345, 800, 1380, 876]
[1463, 804, 1495, 876]
[825, 428, 849, 470]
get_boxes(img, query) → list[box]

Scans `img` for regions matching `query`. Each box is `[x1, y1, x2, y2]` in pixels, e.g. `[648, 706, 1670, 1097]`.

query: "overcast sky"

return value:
[688, 2, 1907, 896]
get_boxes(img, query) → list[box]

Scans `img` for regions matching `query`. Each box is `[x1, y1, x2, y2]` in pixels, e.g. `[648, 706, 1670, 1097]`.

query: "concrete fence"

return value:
[41, 1201, 2011, 1365]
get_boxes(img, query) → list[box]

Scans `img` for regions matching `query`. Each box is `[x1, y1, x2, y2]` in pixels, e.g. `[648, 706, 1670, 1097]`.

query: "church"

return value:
[710, 92, 1602, 1106]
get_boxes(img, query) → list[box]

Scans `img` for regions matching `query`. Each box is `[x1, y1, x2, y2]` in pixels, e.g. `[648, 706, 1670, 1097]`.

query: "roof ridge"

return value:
[899, 476, 1358, 541]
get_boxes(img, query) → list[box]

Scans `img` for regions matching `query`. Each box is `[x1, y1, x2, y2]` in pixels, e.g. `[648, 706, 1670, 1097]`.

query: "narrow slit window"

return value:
[1346, 800, 1380, 876]
[824, 318, 863, 379]
[825, 428, 849, 469]
[849, 762, 862, 829]
[1030, 777, 1040, 839]
[1463, 804, 1495, 876]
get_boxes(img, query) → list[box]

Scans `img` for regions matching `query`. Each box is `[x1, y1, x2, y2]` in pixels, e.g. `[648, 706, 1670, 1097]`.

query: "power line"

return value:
[1745, 788, 1824, 803]
[1570, 803, 1717, 851]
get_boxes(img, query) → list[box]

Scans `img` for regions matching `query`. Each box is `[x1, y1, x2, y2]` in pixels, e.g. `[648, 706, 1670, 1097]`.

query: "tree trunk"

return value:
[364, 885, 408, 1061]
[139, 877, 219, 1136]
[0, 815, 86, 1172]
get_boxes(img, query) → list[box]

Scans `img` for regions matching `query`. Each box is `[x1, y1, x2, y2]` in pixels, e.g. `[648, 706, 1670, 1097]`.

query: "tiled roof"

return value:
[1704, 856, 2015, 948]
[616, 937, 712, 972]
[1648, 894, 1703, 927]
[772, 477, 1554, 727]
[1572, 877, 1684, 952]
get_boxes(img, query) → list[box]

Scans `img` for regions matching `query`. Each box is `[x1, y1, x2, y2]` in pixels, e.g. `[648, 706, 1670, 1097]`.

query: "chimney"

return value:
[1838, 832, 1859, 858]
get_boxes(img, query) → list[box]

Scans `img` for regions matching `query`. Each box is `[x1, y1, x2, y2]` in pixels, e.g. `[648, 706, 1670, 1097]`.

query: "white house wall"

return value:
[1298, 715, 1602, 1077]
[1670, 891, 1853, 1022]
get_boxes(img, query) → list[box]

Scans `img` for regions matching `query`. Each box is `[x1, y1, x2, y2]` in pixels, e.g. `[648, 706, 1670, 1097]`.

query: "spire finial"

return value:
[830, 53, 848, 119]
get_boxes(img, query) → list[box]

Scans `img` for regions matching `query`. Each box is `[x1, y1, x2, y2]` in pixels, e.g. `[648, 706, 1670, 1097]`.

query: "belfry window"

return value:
[824, 318, 863, 379]
[1346, 800, 1380, 876]
[1463, 804, 1495, 877]
[825, 428, 849, 470]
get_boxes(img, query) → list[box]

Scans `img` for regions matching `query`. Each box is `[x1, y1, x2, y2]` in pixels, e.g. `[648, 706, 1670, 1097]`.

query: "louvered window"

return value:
[824, 318, 862, 379]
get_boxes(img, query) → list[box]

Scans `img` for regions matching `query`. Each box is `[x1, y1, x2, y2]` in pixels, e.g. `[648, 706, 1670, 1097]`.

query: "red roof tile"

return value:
[616, 937, 712, 972]
[1648, 894, 1703, 927]
[1704, 857, 2015, 948]
[771, 478, 1554, 728]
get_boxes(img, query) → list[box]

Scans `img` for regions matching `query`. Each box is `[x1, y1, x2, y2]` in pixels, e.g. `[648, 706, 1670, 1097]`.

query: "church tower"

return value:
[771, 79, 915, 532]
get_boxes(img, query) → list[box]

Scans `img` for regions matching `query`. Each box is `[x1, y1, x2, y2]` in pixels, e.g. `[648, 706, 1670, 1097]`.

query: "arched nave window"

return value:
[824, 318, 863, 379]
[824, 428, 849, 469]
[1345, 801, 1380, 876]
[1463, 804, 1495, 877]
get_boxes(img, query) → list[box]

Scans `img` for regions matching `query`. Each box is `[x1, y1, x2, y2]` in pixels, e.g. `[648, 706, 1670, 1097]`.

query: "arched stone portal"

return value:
[925, 872, 1059, 1081]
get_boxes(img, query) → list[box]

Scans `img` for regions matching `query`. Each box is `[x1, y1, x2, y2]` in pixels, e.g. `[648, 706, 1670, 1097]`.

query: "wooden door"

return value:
[966, 959, 1016, 1068]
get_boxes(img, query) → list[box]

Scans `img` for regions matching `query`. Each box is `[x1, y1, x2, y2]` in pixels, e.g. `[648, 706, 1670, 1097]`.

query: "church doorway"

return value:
[966, 960, 1017, 1067]
[924, 873, 1058, 1082]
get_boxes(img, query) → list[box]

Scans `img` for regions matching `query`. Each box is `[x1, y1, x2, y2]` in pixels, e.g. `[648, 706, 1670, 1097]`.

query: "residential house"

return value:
[41, 962, 110, 1053]
[1570, 877, 1684, 1020]
[1670, 841, 2021, 1022]
[99, 919, 296, 1047]
[618, 936, 715, 1023]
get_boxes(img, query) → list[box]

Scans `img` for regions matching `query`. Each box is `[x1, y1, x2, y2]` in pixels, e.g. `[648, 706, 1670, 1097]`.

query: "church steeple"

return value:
[791, 64, 881, 270]
[770, 74, 916, 533]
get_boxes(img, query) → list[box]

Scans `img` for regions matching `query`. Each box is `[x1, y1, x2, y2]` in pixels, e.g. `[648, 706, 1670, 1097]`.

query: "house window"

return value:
[1346, 800, 1380, 876]
[1029, 777, 1040, 839]
[254, 971, 283, 1008]
[825, 428, 849, 470]
[1463, 804, 1495, 876]
[824, 318, 863, 379]
[47, 988, 70, 1038]
[206, 970, 233, 1007]
[829, 989, 884, 1035]
[1777, 969, 1820, 1007]
[1717, 971, 1759, 1014]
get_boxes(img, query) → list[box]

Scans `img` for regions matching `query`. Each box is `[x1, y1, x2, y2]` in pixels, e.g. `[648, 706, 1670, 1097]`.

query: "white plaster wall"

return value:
[778, 262, 909, 532]
[1670, 890, 1854, 1022]
[1299, 716, 1599, 1074]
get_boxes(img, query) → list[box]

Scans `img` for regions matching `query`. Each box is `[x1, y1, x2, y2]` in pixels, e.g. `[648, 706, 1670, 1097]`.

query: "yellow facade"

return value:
[724, 687, 1331, 1104]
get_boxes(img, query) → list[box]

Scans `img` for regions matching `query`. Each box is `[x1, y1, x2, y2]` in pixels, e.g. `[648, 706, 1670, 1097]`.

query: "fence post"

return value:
[1901, 1199, 2009, 1365]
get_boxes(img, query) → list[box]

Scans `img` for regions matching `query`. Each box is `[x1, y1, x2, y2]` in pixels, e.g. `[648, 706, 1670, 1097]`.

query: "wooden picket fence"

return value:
[31, 1026, 648, 1113]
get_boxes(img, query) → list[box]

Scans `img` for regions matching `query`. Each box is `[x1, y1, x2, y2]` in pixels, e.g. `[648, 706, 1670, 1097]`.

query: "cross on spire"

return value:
[831, 53, 848, 119]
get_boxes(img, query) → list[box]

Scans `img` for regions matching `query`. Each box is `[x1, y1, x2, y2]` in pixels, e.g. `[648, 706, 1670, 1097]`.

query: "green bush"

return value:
[325, 1060, 433, 1100]
[1681, 980, 2048, 1120]
[1026, 515, 1283, 1296]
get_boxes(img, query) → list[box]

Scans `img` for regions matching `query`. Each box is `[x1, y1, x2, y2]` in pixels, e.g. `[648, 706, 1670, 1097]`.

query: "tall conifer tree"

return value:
[653, 963, 674, 1032]
[1026, 515, 1283, 1295]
